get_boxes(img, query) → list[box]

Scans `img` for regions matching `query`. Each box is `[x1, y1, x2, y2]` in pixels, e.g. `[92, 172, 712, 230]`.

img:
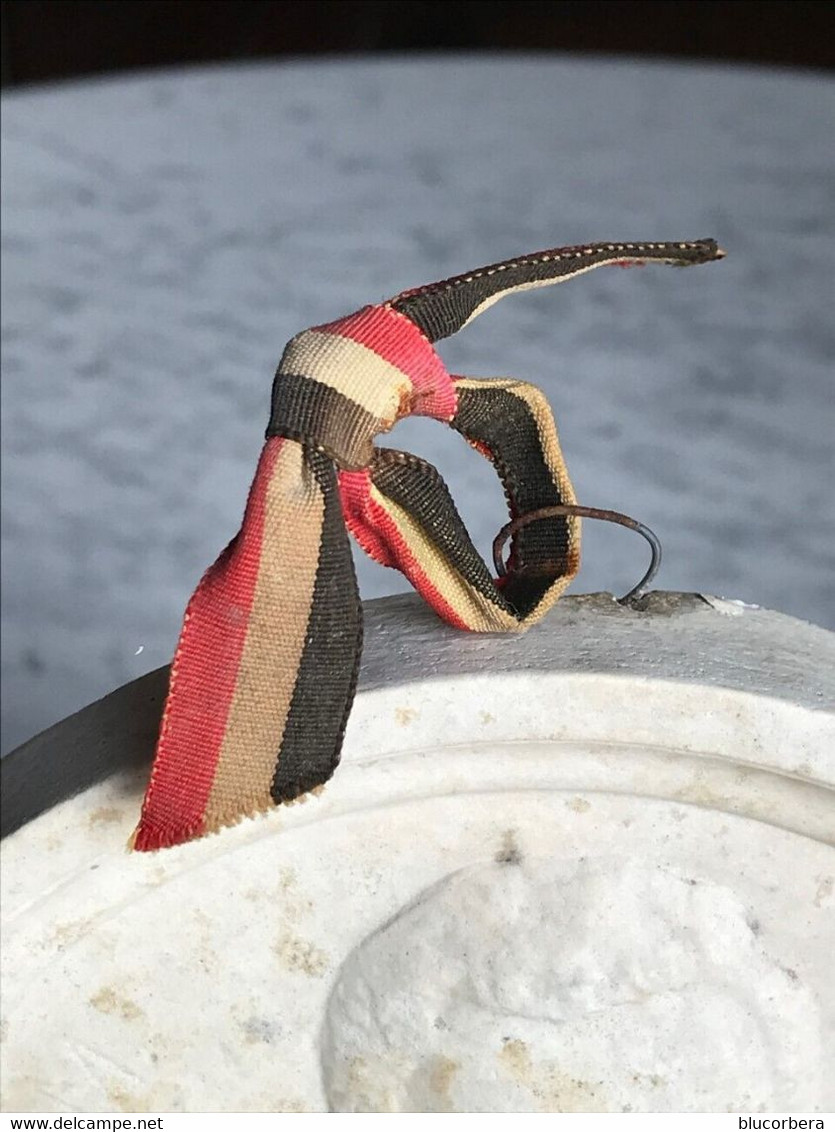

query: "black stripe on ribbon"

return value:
[271, 449, 363, 803]
[371, 448, 515, 615]
[452, 385, 573, 618]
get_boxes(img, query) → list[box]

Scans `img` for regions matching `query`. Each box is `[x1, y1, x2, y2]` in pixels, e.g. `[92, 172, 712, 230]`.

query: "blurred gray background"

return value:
[2, 3, 834, 754]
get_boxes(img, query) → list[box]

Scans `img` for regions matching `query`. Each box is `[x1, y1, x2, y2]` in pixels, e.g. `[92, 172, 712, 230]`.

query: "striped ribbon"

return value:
[133, 238, 724, 850]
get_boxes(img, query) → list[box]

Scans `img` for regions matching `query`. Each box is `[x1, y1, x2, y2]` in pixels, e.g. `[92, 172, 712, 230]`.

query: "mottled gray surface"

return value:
[2, 57, 833, 753]
[4, 591, 833, 841]
[358, 592, 835, 708]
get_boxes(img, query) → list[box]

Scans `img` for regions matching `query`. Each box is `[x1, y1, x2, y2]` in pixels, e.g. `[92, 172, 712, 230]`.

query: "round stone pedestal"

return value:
[1, 593, 833, 1113]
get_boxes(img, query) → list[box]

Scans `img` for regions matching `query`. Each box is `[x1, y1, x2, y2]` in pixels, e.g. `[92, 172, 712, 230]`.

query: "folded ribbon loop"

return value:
[133, 238, 724, 850]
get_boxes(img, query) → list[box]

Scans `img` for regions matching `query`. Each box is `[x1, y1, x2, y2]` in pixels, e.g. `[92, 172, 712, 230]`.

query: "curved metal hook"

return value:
[492, 504, 662, 606]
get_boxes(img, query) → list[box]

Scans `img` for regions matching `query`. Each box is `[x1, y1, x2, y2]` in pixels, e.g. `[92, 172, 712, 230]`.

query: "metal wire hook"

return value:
[492, 504, 662, 606]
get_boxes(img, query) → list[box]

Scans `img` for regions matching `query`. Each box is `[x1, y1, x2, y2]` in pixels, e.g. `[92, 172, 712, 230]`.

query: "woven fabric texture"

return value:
[133, 239, 723, 850]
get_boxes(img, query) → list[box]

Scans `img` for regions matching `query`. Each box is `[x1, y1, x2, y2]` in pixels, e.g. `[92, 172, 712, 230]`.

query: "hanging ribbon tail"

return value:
[132, 437, 362, 851]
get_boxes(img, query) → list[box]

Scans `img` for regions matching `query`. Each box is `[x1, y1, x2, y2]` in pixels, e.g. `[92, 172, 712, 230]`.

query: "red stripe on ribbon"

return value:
[338, 469, 397, 569]
[318, 305, 458, 421]
[133, 437, 285, 850]
[339, 469, 470, 631]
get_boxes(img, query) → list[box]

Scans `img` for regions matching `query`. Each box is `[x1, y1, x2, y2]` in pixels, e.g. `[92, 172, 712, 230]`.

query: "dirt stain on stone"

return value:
[498, 1039, 608, 1112]
[539, 1068, 608, 1113]
[88, 807, 124, 828]
[90, 986, 144, 1022]
[107, 1083, 149, 1112]
[395, 707, 419, 726]
[274, 866, 314, 922]
[813, 875, 832, 907]
[632, 1071, 666, 1089]
[52, 918, 94, 949]
[426, 1055, 459, 1110]
[566, 797, 591, 813]
[495, 829, 522, 866]
[499, 1037, 531, 1078]
[241, 1015, 278, 1044]
[274, 931, 329, 977]
[343, 1055, 396, 1112]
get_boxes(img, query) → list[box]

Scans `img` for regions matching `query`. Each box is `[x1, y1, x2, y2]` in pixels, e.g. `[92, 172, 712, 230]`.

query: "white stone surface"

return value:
[323, 859, 821, 1113]
[1, 594, 833, 1113]
[2, 56, 834, 755]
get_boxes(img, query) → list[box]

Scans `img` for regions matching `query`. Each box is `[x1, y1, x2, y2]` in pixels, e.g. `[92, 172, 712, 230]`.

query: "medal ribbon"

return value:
[133, 238, 723, 850]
